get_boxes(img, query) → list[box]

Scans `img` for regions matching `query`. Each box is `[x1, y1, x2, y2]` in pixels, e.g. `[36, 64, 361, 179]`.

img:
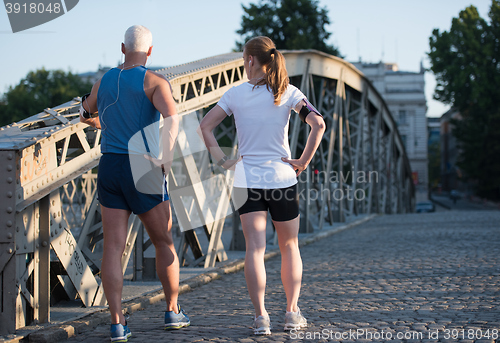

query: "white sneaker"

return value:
[284, 308, 307, 331]
[253, 315, 271, 335]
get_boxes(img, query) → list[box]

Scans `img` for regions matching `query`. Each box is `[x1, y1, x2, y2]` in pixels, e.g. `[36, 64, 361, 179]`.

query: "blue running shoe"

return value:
[164, 305, 190, 330]
[110, 322, 132, 342]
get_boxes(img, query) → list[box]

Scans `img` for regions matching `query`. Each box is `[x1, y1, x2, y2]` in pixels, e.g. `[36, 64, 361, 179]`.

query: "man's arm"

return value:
[148, 73, 179, 175]
[79, 79, 101, 129]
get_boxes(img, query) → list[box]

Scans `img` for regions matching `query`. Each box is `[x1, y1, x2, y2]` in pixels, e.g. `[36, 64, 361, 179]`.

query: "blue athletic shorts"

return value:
[97, 153, 169, 215]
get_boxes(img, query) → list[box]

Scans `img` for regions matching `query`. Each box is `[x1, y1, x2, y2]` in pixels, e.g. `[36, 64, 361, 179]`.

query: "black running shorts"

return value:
[234, 184, 299, 222]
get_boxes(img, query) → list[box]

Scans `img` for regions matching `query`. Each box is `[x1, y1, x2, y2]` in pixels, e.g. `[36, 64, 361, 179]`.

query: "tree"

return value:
[236, 0, 341, 56]
[0, 68, 92, 127]
[428, 0, 500, 200]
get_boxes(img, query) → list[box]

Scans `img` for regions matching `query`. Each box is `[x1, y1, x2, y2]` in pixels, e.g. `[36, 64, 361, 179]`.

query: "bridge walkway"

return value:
[19, 210, 500, 343]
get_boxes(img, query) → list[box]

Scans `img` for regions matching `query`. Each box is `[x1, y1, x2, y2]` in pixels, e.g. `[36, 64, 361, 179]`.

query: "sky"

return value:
[0, 0, 492, 118]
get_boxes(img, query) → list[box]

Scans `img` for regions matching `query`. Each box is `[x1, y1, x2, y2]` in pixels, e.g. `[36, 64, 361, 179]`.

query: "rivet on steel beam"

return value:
[42, 241, 48, 247]
[6, 165, 12, 171]
[50, 232, 54, 237]
[8, 248, 13, 254]
[24, 244, 27, 249]
[6, 191, 13, 198]
[7, 177, 13, 183]
[59, 223, 62, 228]
[6, 207, 13, 213]
[36, 243, 39, 248]
[55, 229, 58, 234]
[7, 233, 12, 239]
[127, 242, 131, 246]
[7, 153, 13, 160]
[16, 245, 19, 250]
[18, 194, 21, 199]
[81, 282, 84, 285]
[6, 220, 12, 227]
[31, 186, 34, 192]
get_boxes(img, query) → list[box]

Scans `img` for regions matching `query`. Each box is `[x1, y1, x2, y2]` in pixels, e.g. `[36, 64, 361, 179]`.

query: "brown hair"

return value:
[244, 36, 289, 105]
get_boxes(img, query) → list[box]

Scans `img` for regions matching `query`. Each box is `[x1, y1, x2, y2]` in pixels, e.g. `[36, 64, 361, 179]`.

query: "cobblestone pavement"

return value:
[63, 211, 500, 342]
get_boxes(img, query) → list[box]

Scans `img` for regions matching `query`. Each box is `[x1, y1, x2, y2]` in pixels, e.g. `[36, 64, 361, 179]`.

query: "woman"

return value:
[199, 36, 325, 335]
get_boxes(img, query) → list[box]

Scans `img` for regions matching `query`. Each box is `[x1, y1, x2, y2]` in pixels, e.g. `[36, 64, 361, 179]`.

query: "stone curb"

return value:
[1, 214, 377, 343]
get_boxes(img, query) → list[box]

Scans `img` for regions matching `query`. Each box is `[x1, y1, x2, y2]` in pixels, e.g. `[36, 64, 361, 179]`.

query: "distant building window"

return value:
[399, 110, 407, 124]
[401, 134, 407, 148]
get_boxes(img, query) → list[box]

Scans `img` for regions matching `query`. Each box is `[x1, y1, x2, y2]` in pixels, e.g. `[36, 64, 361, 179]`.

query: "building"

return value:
[427, 117, 440, 146]
[440, 108, 461, 192]
[427, 117, 441, 189]
[79, 65, 112, 85]
[353, 61, 429, 198]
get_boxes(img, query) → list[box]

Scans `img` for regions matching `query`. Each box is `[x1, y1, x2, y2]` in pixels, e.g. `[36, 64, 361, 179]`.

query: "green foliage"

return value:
[428, 0, 500, 200]
[236, 0, 341, 56]
[0, 68, 92, 127]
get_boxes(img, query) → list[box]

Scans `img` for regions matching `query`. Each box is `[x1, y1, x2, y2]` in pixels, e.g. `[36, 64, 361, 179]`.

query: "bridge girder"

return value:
[0, 50, 414, 334]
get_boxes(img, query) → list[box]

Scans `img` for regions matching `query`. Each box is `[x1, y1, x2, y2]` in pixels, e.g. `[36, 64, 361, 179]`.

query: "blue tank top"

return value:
[97, 66, 160, 156]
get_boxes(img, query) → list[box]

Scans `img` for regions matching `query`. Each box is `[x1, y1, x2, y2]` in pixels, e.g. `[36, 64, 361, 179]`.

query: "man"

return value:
[80, 25, 189, 342]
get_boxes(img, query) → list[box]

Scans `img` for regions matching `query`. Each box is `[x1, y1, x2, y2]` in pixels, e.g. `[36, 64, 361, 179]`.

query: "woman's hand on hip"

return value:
[282, 157, 307, 176]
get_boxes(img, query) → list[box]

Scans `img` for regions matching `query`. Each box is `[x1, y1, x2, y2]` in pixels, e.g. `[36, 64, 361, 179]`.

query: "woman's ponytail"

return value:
[244, 36, 289, 105]
[265, 48, 289, 105]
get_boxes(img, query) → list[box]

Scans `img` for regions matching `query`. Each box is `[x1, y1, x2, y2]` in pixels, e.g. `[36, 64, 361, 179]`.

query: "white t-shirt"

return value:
[217, 82, 305, 189]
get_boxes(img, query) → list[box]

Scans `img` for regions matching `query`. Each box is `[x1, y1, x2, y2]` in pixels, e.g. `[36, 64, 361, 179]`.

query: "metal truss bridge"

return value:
[0, 50, 414, 333]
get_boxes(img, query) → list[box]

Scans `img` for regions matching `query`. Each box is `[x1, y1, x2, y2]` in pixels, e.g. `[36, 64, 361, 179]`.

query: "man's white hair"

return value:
[124, 25, 152, 53]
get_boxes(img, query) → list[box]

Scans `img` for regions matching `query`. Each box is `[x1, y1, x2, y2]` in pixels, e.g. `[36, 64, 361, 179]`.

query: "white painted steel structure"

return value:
[0, 50, 414, 333]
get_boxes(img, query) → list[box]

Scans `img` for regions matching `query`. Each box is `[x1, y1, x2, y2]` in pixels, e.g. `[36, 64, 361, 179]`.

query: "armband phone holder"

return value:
[79, 93, 96, 119]
[298, 98, 322, 123]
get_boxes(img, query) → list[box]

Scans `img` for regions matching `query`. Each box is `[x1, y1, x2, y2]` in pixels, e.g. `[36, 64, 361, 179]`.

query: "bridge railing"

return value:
[0, 51, 414, 334]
